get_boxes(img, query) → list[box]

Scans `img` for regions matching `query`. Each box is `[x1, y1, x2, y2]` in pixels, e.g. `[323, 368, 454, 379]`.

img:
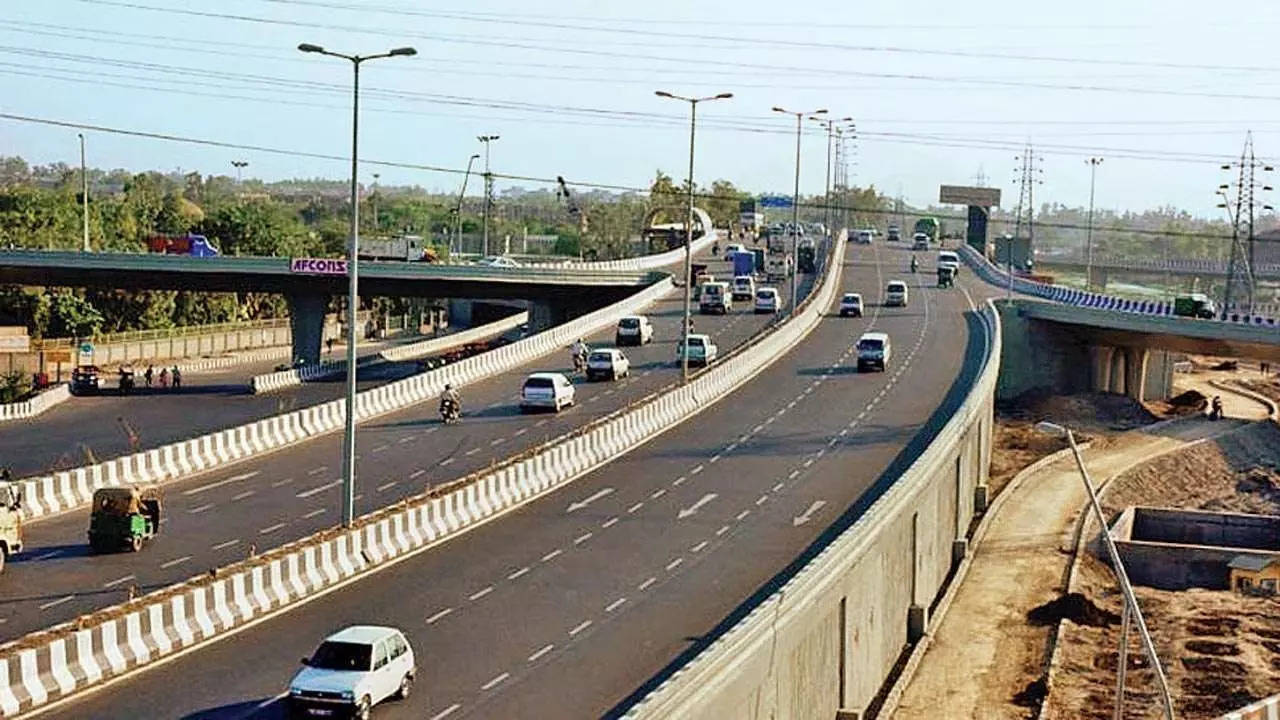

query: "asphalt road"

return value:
[49, 242, 1002, 720]
[0, 334, 450, 479]
[0, 248, 811, 644]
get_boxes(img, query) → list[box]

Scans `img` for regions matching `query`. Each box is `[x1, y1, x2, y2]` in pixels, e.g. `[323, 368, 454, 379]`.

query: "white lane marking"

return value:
[677, 492, 717, 519]
[507, 567, 530, 581]
[672, 476, 685, 487]
[103, 574, 135, 589]
[690, 541, 709, 553]
[528, 644, 555, 662]
[307, 466, 327, 476]
[426, 607, 453, 624]
[211, 539, 239, 551]
[469, 586, 494, 601]
[377, 481, 398, 492]
[605, 597, 627, 613]
[160, 555, 192, 569]
[231, 490, 256, 502]
[398, 436, 414, 444]
[183, 470, 260, 496]
[650, 488, 666, 500]
[270, 478, 294, 488]
[638, 577, 657, 591]
[756, 495, 769, 506]
[736, 510, 751, 521]
[513, 428, 528, 437]
[665, 557, 684, 572]
[716, 525, 730, 536]
[259, 523, 287, 535]
[303, 508, 326, 519]
[481, 672, 509, 691]
[440, 458, 455, 466]
[689, 464, 704, 476]
[430, 704, 461, 720]
[574, 532, 593, 545]
[803, 458, 815, 468]
[567, 487, 614, 513]
[410, 469, 426, 479]
[534, 419, 549, 427]
[601, 517, 619, 529]
[541, 549, 563, 562]
[752, 424, 764, 433]
[627, 502, 644, 514]
[296, 480, 340, 499]
[188, 503, 214, 514]
[464, 448, 481, 456]
[39, 595, 74, 610]
[569, 620, 593, 636]
[371, 444, 390, 453]
[30, 550, 62, 561]
[788, 469, 801, 480]
[725, 443, 738, 453]
[772, 482, 785, 493]
[490, 438, 506, 447]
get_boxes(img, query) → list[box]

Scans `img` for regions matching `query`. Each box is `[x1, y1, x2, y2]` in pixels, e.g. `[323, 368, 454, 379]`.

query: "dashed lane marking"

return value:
[410, 469, 426, 479]
[605, 597, 627, 613]
[430, 704, 461, 720]
[690, 541, 709, 553]
[469, 586, 494, 601]
[307, 466, 327, 476]
[665, 557, 684, 572]
[160, 555, 191, 569]
[377, 481, 398, 492]
[39, 596, 74, 611]
[716, 525, 730, 536]
[601, 517, 619, 529]
[211, 539, 239, 551]
[541, 549, 563, 562]
[303, 508, 326, 519]
[627, 502, 644, 514]
[103, 575, 134, 589]
[569, 620, 593, 636]
[259, 523, 287, 535]
[574, 532, 593, 545]
[507, 567, 530, 581]
[481, 673, 509, 691]
[528, 644, 555, 663]
[638, 577, 657, 591]
[426, 607, 454, 624]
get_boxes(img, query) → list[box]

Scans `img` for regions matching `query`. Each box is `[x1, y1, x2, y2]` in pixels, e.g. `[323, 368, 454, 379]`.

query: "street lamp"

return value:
[1033, 421, 1175, 720]
[655, 90, 734, 382]
[477, 135, 500, 257]
[298, 41, 416, 528]
[774, 106, 827, 312]
[78, 133, 89, 252]
[1085, 158, 1103, 290]
[810, 116, 853, 241]
[453, 154, 481, 254]
[231, 160, 249, 185]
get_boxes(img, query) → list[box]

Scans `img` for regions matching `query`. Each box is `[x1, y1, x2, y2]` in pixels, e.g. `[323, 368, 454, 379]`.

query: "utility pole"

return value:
[78, 133, 89, 252]
[1085, 157, 1103, 291]
[774, 105, 827, 314]
[810, 116, 853, 238]
[454, 154, 480, 255]
[370, 172, 380, 233]
[478, 135, 500, 257]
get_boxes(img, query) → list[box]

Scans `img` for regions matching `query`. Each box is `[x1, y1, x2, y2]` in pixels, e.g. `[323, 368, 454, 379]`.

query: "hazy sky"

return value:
[3, 0, 1279, 218]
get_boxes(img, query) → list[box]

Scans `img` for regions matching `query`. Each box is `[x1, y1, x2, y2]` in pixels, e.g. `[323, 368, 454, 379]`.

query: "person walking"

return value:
[144, 364, 154, 388]
[171, 366, 182, 389]
[158, 367, 169, 388]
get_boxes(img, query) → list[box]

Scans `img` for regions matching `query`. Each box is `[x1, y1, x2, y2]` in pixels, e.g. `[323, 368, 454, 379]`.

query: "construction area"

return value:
[892, 356, 1280, 720]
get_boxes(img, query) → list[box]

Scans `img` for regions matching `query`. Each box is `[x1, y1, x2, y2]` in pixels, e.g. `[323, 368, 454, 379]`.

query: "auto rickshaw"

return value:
[118, 365, 136, 395]
[88, 486, 162, 553]
[937, 265, 956, 288]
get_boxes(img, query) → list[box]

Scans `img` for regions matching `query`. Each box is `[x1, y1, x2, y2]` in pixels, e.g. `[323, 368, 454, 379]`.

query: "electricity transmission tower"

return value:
[1218, 132, 1274, 317]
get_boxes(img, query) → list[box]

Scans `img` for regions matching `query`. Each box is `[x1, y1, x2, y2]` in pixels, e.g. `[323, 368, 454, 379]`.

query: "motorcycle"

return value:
[439, 398, 461, 425]
[572, 348, 588, 374]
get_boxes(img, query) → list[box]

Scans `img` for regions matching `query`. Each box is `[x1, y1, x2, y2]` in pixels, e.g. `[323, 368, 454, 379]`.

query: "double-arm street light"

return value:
[774, 106, 827, 312]
[298, 42, 416, 528]
[655, 90, 733, 382]
[231, 160, 249, 185]
[453, 154, 481, 254]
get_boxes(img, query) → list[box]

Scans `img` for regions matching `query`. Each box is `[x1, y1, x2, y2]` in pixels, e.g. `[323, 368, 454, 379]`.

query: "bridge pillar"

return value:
[1109, 348, 1127, 395]
[528, 298, 574, 333]
[287, 292, 328, 366]
[1123, 347, 1149, 402]
[1089, 345, 1116, 393]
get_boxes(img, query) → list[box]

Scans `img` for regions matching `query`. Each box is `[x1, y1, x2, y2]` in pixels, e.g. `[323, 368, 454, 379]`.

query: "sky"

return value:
[3, 0, 1279, 219]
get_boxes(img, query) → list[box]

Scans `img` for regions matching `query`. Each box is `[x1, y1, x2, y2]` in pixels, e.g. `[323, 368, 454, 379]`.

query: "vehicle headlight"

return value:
[340, 690, 355, 701]
[289, 687, 303, 697]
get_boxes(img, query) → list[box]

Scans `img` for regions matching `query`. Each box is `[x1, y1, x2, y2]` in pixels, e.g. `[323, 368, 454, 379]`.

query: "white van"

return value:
[856, 332, 891, 372]
[885, 280, 909, 307]
[754, 286, 782, 314]
[615, 315, 653, 346]
[732, 274, 756, 301]
[699, 281, 732, 314]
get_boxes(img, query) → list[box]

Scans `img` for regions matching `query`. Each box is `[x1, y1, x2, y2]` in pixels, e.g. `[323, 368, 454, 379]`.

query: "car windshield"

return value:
[588, 352, 612, 362]
[756, 290, 773, 299]
[843, 295, 859, 303]
[619, 318, 639, 329]
[524, 377, 554, 390]
[888, 283, 906, 292]
[308, 641, 371, 671]
[857, 339, 885, 351]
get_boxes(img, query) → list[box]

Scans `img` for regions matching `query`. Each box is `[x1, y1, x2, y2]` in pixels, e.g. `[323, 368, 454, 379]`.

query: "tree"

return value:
[201, 199, 311, 257]
[45, 291, 104, 338]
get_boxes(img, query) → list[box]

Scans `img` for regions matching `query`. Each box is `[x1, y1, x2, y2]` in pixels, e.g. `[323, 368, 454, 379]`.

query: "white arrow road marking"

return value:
[677, 493, 718, 520]
[793, 500, 828, 527]
[567, 487, 613, 513]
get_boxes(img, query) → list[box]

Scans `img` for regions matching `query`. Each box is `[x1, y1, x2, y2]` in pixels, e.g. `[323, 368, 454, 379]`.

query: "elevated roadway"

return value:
[48, 243, 1004, 720]
[0, 248, 810, 645]
[1036, 253, 1280, 280]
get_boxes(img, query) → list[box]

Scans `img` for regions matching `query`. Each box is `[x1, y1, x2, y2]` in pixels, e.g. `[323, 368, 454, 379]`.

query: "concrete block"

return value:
[952, 538, 969, 566]
[907, 604, 928, 643]
[974, 484, 989, 512]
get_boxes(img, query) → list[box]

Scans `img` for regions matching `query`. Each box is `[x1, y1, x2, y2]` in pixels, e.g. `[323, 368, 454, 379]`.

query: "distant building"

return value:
[1228, 554, 1280, 595]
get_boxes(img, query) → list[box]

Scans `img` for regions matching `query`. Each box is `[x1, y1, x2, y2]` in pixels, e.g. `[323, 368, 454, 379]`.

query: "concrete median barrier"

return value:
[0, 384, 70, 424]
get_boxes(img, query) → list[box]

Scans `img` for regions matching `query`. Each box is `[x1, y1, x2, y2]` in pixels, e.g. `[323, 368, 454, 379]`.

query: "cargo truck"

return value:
[1173, 293, 1218, 319]
[733, 250, 756, 278]
[912, 217, 940, 244]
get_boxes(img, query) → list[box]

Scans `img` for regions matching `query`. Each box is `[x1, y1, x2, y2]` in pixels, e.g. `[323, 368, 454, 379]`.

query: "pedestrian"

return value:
[158, 367, 169, 388]
[1262, 361, 1271, 376]
[171, 366, 182, 389]
[326, 337, 335, 356]
[144, 364, 154, 387]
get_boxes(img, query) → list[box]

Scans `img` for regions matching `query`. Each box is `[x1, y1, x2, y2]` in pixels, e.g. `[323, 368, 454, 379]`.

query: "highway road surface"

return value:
[0, 332, 493, 479]
[47, 241, 1000, 720]
[0, 248, 812, 644]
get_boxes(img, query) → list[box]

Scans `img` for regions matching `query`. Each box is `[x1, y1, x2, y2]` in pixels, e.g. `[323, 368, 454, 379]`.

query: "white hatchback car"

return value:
[615, 315, 653, 346]
[885, 281, 909, 307]
[586, 348, 630, 381]
[520, 372, 575, 412]
[288, 625, 415, 720]
[754, 287, 782, 314]
[839, 292, 863, 317]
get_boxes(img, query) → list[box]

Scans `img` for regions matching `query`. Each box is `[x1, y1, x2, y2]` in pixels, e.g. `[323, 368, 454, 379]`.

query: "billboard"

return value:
[939, 185, 1001, 208]
[290, 257, 349, 275]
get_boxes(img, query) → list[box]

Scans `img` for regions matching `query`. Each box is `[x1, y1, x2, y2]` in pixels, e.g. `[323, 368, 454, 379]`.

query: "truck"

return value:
[797, 239, 817, 273]
[0, 478, 23, 574]
[733, 249, 756, 279]
[887, 224, 902, 242]
[146, 233, 220, 257]
[360, 235, 437, 262]
[1173, 293, 1218, 319]
[912, 217, 941, 244]
[766, 253, 790, 283]
[750, 248, 766, 276]
[739, 199, 764, 236]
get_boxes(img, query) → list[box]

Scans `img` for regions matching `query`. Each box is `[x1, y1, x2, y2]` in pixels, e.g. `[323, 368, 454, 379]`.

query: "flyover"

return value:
[1036, 253, 1280, 280]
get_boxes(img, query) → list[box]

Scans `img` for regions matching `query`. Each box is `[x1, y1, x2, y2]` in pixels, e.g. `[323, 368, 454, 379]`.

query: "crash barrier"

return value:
[248, 359, 347, 394]
[0, 384, 71, 424]
[1220, 693, 1280, 720]
[523, 230, 718, 272]
[621, 298, 1000, 719]
[174, 345, 291, 374]
[0, 232, 843, 718]
[378, 311, 528, 363]
[12, 276, 677, 522]
[960, 244, 1279, 327]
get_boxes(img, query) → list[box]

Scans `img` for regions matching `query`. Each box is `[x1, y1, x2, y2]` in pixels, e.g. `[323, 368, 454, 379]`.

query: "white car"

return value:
[856, 332, 891, 372]
[855, 230, 873, 244]
[699, 281, 732, 314]
[723, 243, 747, 260]
[288, 625, 415, 720]
[676, 334, 718, 367]
[520, 372, 575, 412]
[885, 281, 909, 307]
[586, 348, 630, 381]
[615, 315, 653, 346]
[732, 274, 756, 301]
[479, 255, 519, 267]
[937, 250, 960, 275]
[754, 287, 783, 314]
[839, 292, 863, 317]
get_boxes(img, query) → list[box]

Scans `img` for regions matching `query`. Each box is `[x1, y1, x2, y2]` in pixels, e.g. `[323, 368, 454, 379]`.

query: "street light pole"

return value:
[78, 133, 89, 252]
[656, 90, 733, 383]
[298, 42, 416, 529]
[811, 116, 853, 241]
[1034, 421, 1176, 720]
[477, 135, 500, 257]
[454, 154, 480, 255]
[1085, 157, 1103, 291]
[774, 106, 827, 313]
[231, 160, 248, 185]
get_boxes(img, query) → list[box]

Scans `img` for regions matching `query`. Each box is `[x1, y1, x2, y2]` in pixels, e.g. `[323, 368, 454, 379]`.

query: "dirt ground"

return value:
[1044, 421, 1280, 720]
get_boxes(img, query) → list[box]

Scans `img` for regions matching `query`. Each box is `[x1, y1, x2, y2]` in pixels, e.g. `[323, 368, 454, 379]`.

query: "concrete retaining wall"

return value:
[0, 384, 71, 424]
[622, 298, 1001, 719]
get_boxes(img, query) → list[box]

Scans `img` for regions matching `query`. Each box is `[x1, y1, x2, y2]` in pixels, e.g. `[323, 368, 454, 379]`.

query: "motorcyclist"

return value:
[571, 338, 589, 371]
[910, 256, 919, 273]
[439, 383, 461, 419]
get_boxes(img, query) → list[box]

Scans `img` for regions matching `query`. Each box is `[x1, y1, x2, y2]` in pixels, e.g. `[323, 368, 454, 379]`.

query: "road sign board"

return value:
[759, 195, 793, 208]
[45, 349, 72, 363]
[79, 342, 94, 354]
[290, 257, 349, 275]
[939, 185, 1001, 208]
[0, 334, 29, 353]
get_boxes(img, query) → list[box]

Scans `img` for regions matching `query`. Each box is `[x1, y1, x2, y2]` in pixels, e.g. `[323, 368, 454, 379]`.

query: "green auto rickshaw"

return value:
[88, 486, 162, 553]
